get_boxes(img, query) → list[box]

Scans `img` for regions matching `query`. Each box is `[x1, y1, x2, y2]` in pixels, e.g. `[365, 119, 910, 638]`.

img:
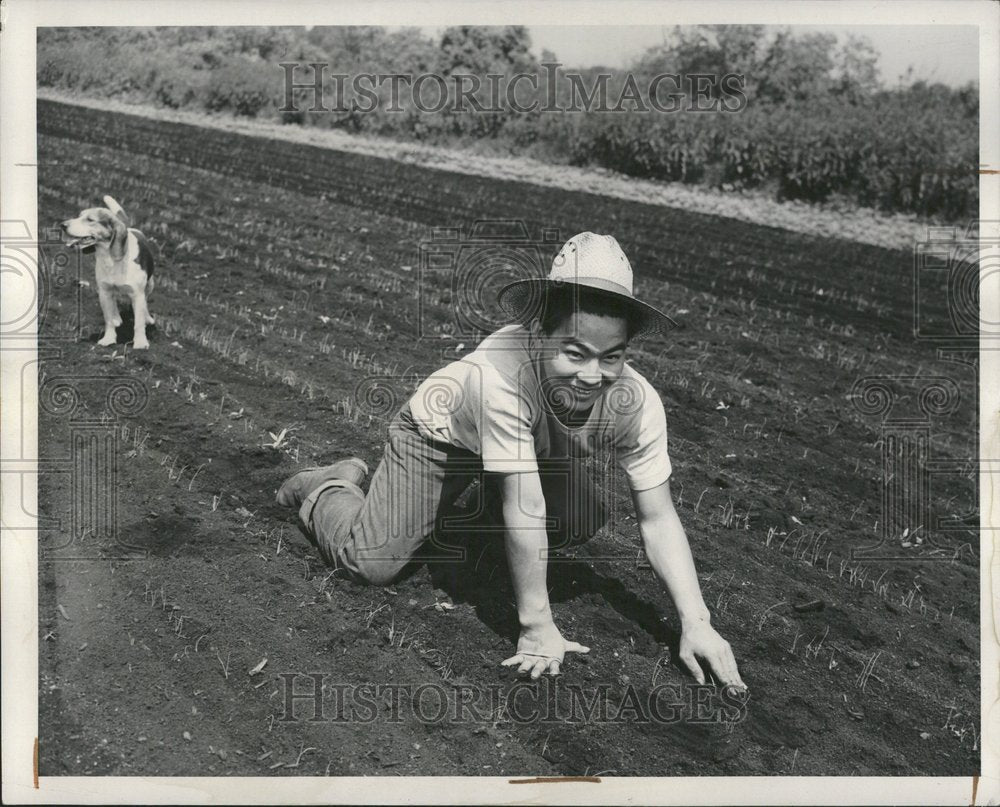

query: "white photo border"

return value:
[3, 1, 998, 804]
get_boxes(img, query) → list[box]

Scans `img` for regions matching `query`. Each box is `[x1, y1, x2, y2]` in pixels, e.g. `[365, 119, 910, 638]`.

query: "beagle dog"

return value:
[61, 195, 155, 350]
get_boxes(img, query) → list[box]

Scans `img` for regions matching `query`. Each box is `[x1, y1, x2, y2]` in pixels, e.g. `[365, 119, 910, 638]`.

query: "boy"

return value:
[277, 232, 746, 690]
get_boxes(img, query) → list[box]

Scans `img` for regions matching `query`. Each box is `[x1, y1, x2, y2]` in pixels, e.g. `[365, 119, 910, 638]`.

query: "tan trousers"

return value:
[296, 404, 608, 585]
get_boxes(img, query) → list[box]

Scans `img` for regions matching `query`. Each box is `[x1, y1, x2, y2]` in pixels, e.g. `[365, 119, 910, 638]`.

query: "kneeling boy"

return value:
[277, 232, 745, 689]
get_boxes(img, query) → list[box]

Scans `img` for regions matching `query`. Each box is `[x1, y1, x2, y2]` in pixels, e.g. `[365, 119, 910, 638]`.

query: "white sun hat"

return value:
[497, 232, 677, 338]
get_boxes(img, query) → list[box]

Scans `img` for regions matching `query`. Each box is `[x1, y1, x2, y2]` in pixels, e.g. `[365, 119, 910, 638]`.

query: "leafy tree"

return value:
[376, 27, 439, 74]
[632, 25, 766, 101]
[306, 26, 388, 66]
[755, 30, 837, 104]
[438, 26, 536, 75]
[831, 35, 881, 102]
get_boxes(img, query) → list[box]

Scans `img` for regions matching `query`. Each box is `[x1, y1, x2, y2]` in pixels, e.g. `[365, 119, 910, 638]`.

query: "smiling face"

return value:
[531, 310, 630, 417]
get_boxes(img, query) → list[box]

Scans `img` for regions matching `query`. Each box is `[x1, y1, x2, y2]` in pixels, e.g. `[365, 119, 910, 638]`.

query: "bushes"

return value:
[150, 65, 205, 109]
[36, 26, 978, 220]
[556, 96, 976, 218]
[202, 62, 276, 117]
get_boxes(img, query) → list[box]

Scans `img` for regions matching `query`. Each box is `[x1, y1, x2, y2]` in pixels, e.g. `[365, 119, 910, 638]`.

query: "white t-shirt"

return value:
[406, 325, 671, 491]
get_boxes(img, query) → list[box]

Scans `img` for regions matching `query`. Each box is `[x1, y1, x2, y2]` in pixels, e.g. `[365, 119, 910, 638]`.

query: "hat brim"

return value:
[497, 278, 678, 339]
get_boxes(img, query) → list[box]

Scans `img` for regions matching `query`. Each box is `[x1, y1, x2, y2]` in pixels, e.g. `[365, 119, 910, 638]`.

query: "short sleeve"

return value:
[469, 364, 539, 474]
[614, 377, 672, 491]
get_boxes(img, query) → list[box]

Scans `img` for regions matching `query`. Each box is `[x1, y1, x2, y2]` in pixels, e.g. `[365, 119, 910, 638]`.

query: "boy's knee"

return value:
[348, 555, 403, 587]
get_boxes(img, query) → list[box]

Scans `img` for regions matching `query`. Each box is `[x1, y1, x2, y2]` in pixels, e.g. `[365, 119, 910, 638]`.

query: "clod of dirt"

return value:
[748, 508, 788, 531]
[541, 746, 564, 764]
[749, 710, 807, 749]
[949, 655, 971, 672]
[712, 738, 739, 762]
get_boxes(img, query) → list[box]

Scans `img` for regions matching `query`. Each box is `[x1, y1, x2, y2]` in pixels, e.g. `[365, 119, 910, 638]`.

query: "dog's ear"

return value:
[108, 214, 128, 261]
[102, 195, 130, 226]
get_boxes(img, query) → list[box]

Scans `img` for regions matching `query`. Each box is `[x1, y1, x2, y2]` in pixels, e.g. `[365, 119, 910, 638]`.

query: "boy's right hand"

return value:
[501, 620, 590, 679]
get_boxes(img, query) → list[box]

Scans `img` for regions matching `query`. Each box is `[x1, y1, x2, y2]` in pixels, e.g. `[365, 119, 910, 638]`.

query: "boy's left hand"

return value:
[678, 619, 746, 691]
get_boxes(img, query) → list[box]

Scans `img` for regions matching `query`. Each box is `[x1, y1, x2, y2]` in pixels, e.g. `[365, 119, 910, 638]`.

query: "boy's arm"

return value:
[496, 471, 590, 679]
[632, 480, 747, 690]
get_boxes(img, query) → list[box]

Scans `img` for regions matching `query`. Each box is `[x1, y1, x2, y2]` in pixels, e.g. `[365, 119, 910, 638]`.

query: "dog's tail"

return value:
[102, 195, 131, 226]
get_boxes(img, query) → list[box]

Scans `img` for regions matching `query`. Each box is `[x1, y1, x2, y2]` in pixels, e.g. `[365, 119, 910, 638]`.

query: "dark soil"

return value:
[36, 99, 980, 777]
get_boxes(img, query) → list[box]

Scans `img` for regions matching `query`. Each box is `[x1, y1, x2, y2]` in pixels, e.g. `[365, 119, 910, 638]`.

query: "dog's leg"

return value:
[144, 274, 155, 324]
[130, 286, 150, 349]
[96, 285, 119, 346]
